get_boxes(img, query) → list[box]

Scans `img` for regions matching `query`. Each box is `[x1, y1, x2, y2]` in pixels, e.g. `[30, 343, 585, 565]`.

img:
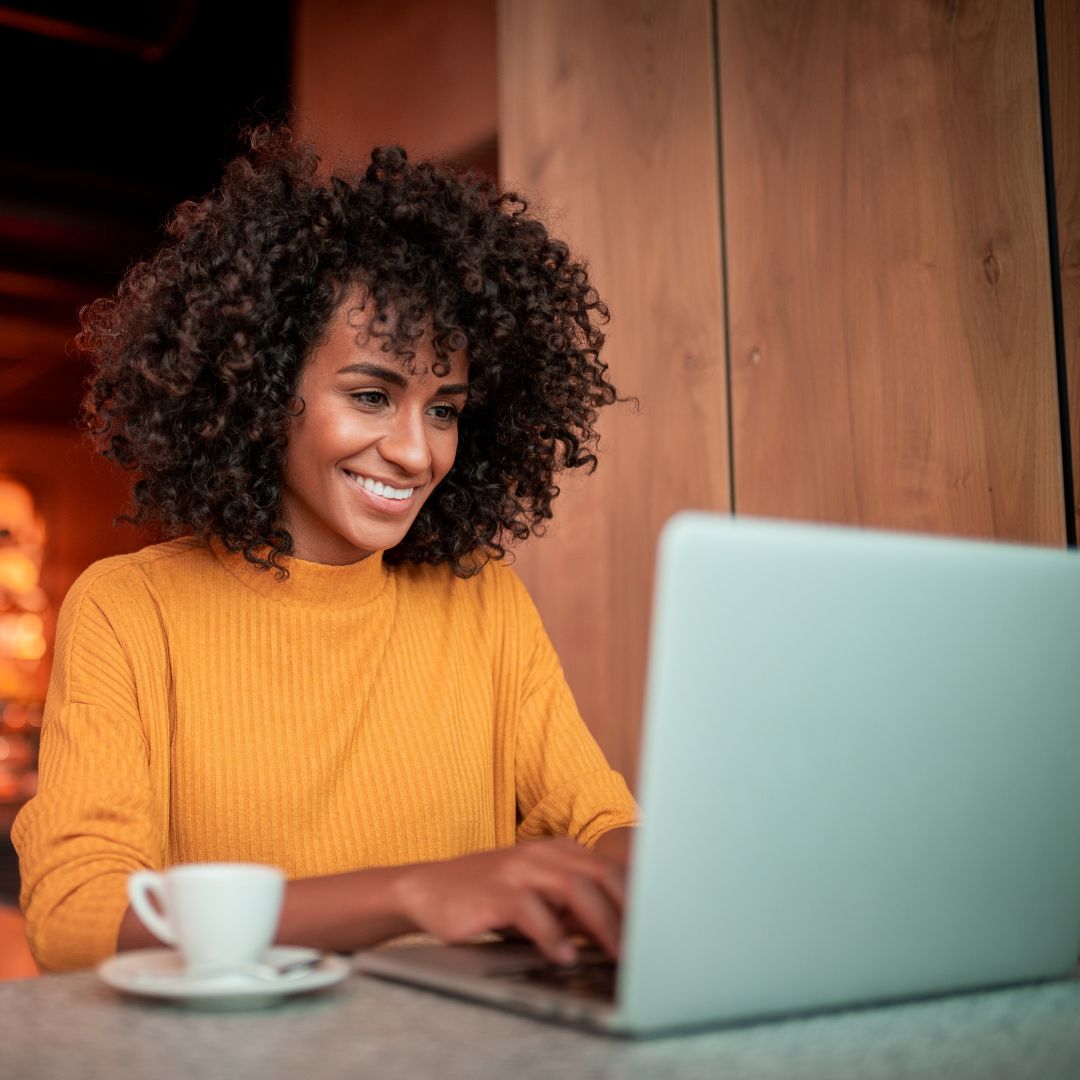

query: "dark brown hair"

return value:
[79, 124, 619, 575]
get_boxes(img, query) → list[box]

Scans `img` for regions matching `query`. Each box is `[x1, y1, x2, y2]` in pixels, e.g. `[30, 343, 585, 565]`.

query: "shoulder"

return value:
[50, 539, 211, 683]
[61, 537, 211, 614]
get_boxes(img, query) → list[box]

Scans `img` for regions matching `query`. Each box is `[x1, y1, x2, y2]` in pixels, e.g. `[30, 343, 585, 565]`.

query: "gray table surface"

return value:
[3, 963, 1080, 1080]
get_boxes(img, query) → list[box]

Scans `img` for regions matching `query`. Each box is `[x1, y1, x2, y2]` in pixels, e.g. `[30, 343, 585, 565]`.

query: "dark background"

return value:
[0, 0, 292, 425]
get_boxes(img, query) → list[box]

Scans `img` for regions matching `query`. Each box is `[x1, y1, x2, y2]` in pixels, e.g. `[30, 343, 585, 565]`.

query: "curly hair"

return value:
[79, 124, 620, 576]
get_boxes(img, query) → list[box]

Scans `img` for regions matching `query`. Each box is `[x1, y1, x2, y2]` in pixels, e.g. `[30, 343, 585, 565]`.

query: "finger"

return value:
[591, 858, 627, 910]
[541, 873, 622, 960]
[527, 840, 628, 911]
[512, 892, 579, 966]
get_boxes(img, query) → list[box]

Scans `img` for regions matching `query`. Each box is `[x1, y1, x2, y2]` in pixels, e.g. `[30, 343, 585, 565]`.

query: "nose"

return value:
[377, 406, 432, 479]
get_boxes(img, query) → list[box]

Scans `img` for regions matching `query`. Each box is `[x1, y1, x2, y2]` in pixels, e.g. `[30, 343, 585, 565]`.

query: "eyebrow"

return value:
[336, 362, 469, 396]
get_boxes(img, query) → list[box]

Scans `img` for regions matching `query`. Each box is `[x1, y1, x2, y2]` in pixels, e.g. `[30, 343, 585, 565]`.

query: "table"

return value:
[3, 966, 1080, 1080]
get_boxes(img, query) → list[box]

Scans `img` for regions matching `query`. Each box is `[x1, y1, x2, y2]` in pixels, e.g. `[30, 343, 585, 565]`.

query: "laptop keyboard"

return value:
[505, 951, 618, 1002]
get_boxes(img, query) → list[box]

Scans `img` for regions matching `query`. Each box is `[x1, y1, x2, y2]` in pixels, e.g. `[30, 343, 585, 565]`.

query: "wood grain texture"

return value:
[718, 0, 1065, 544]
[499, 0, 730, 784]
[1045, 0, 1080, 541]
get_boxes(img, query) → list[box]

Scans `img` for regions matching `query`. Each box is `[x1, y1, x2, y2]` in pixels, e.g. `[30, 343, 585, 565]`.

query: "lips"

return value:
[342, 469, 419, 514]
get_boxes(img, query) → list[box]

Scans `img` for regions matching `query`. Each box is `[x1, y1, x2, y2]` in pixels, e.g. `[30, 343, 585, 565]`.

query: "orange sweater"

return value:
[14, 538, 636, 972]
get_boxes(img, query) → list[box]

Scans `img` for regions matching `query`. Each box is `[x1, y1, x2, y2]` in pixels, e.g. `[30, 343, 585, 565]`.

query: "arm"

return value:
[493, 570, 638, 954]
[117, 865, 412, 955]
[592, 826, 635, 866]
[13, 569, 166, 972]
[508, 569, 639, 849]
[119, 837, 626, 964]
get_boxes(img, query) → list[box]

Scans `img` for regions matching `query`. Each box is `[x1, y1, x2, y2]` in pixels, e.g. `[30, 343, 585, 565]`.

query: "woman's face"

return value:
[280, 295, 469, 564]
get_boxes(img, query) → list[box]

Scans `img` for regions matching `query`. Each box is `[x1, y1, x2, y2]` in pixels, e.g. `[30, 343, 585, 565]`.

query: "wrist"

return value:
[383, 861, 428, 932]
[592, 826, 635, 865]
[355, 865, 420, 939]
[275, 865, 417, 952]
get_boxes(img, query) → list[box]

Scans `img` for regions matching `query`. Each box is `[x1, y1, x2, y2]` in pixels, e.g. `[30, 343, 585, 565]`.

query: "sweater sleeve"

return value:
[500, 568, 638, 848]
[12, 567, 164, 972]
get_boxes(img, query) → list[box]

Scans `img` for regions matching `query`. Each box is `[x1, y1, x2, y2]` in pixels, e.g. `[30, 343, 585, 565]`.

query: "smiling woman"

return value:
[280, 296, 469, 565]
[12, 125, 637, 974]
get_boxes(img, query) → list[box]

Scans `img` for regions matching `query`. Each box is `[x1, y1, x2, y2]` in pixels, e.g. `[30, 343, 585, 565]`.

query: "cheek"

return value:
[292, 406, 370, 471]
[433, 429, 460, 482]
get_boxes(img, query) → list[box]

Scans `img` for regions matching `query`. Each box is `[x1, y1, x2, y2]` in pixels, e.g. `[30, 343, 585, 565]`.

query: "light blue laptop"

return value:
[356, 513, 1080, 1036]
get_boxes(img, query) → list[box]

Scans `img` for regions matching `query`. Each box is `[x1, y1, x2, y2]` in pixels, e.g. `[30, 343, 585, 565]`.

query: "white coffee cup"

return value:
[127, 862, 285, 976]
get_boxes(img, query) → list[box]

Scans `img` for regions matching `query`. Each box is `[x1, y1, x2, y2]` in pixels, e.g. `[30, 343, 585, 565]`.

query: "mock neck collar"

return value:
[211, 540, 391, 609]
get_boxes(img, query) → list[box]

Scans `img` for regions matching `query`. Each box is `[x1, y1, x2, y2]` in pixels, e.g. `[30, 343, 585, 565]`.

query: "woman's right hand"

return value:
[391, 838, 625, 965]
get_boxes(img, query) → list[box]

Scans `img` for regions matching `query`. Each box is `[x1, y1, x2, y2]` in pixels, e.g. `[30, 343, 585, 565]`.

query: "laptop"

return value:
[354, 513, 1080, 1036]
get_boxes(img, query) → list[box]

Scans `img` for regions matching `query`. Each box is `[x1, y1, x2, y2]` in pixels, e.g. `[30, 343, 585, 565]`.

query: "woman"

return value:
[14, 126, 637, 973]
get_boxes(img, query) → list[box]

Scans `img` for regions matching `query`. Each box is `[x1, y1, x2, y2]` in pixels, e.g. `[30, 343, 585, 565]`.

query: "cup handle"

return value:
[127, 871, 177, 947]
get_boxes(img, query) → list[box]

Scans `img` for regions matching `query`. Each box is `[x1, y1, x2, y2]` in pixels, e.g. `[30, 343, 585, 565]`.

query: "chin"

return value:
[341, 523, 413, 557]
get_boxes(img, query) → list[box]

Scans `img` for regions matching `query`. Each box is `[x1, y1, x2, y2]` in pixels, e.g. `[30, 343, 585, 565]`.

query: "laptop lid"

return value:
[619, 514, 1080, 1032]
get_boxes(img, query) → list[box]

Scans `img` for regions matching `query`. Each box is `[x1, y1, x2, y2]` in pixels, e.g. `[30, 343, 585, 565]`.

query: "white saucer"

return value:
[98, 947, 351, 1010]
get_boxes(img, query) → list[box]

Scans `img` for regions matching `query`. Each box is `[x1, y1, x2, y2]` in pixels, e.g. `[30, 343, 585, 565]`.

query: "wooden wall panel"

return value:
[718, 0, 1065, 545]
[499, 0, 729, 784]
[1046, 0, 1080, 542]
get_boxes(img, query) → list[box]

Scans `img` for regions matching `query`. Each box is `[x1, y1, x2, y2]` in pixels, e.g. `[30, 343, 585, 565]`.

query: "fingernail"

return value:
[556, 942, 577, 965]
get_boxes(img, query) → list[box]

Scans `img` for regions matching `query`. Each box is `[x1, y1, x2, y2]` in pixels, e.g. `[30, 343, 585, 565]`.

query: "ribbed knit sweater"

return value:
[13, 537, 637, 972]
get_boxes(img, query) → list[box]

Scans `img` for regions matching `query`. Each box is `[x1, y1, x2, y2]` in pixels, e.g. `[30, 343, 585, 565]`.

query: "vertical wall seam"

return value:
[711, 0, 737, 515]
[1034, 0, 1077, 548]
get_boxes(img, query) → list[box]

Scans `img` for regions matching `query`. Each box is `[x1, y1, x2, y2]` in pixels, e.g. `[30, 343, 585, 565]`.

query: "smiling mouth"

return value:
[343, 470, 418, 502]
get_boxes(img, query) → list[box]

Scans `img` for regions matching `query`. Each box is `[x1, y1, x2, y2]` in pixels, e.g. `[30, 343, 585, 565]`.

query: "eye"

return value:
[428, 403, 461, 424]
[350, 390, 389, 408]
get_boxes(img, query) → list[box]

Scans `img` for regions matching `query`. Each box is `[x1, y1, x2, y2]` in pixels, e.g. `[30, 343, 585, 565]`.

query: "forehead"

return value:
[308, 294, 469, 381]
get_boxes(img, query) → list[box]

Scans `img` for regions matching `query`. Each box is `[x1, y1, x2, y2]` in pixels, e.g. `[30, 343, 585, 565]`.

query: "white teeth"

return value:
[347, 472, 414, 500]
